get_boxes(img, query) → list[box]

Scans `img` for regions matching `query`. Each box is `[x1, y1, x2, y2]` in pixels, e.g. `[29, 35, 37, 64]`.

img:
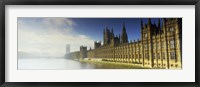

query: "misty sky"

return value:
[18, 18, 161, 57]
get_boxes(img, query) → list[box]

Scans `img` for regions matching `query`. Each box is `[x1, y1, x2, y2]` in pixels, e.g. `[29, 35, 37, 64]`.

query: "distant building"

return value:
[80, 46, 87, 59]
[70, 18, 182, 69]
[64, 44, 70, 58]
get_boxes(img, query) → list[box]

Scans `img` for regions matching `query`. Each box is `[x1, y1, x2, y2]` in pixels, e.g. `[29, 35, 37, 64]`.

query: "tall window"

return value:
[146, 44, 148, 50]
[144, 44, 147, 50]
[153, 44, 156, 49]
[161, 42, 165, 49]
[145, 53, 148, 59]
[157, 53, 160, 59]
[136, 54, 138, 59]
[157, 43, 160, 49]
[162, 52, 165, 59]
[169, 27, 174, 32]
[153, 53, 156, 59]
[170, 39, 175, 48]
[170, 52, 175, 59]
[144, 33, 147, 38]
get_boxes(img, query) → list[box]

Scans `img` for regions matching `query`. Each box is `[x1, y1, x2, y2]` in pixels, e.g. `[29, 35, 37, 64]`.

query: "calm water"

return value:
[18, 58, 142, 69]
[18, 58, 97, 70]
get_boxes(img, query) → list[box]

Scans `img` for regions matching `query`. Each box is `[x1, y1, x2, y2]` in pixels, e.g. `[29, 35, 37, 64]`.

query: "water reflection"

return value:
[18, 58, 135, 69]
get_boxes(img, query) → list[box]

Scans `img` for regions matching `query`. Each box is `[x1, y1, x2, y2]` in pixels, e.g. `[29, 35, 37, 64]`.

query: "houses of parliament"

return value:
[69, 18, 182, 69]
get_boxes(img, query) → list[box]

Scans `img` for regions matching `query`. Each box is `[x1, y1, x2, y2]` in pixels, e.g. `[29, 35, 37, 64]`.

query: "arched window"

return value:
[169, 27, 174, 32]
[161, 41, 165, 48]
[157, 53, 160, 59]
[145, 53, 148, 59]
[170, 52, 175, 59]
[162, 52, 165, 59]
[157, 43, 160, 49]
[170, 39, 175, 48]
[153, 53, 156, 59]
[144, 33, 147, 38]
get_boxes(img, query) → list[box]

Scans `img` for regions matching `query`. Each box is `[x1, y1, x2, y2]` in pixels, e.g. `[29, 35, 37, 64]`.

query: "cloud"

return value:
[18, 18, 95, 57]
[43, 18, 75, 27]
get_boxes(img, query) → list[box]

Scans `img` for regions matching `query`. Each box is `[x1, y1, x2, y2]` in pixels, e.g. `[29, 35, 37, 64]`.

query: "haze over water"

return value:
[18, 58, 140, 69]
[18, 58, 97, 69]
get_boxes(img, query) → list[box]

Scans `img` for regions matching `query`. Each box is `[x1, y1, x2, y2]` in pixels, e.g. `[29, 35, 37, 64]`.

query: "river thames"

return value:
[18, 58, 96, 69]
[18, 58, 140, 69]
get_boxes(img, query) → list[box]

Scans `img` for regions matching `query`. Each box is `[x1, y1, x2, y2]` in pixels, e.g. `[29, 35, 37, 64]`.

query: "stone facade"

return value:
[70, 18, 182, 69]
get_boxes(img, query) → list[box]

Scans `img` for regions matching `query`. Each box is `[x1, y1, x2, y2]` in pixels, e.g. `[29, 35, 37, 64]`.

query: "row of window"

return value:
[95, 39, 175, 53]
[147, 52, 176, 59]
[92, 51, 176, 59]
[89, 52, 176, 60]
[115, 45, 141, 50]
[114, 54, 142, 59]
[143, 27, 175, 38]
[144, 39, 175, 50]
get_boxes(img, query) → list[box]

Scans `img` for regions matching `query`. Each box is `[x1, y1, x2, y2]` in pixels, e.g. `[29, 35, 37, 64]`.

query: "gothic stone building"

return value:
[70, 18, 182, 69]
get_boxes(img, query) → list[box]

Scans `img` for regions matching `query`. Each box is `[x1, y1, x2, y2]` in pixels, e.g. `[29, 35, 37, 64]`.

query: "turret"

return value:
[123, 22, 126, 32]
[162, 18, 167, 33]
[162, 18, 166, 26]
[104, 27, 109, 45]
[158, 19, 161, 29]
[111, 28, 114, 39]
[80, 46, 87, 58]
[120, 22, 128, 44]
[147, 18, 152, 29]
[148, 18, 152, 25]
[141, 19, 143, 29]
[94, 41, 101, 49]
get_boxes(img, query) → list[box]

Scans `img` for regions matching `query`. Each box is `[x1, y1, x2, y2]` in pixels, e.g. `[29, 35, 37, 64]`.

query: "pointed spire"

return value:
[148, 18, 151, 25]
[111, 28, 113, 33]
[141, 19, 143, 29]
[121, 22, 128, 44]
[158, 19, 161, 28]
[122, 22, 126, 36]
[123, 22, 126, 31]
[162, 18, 166, 26]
